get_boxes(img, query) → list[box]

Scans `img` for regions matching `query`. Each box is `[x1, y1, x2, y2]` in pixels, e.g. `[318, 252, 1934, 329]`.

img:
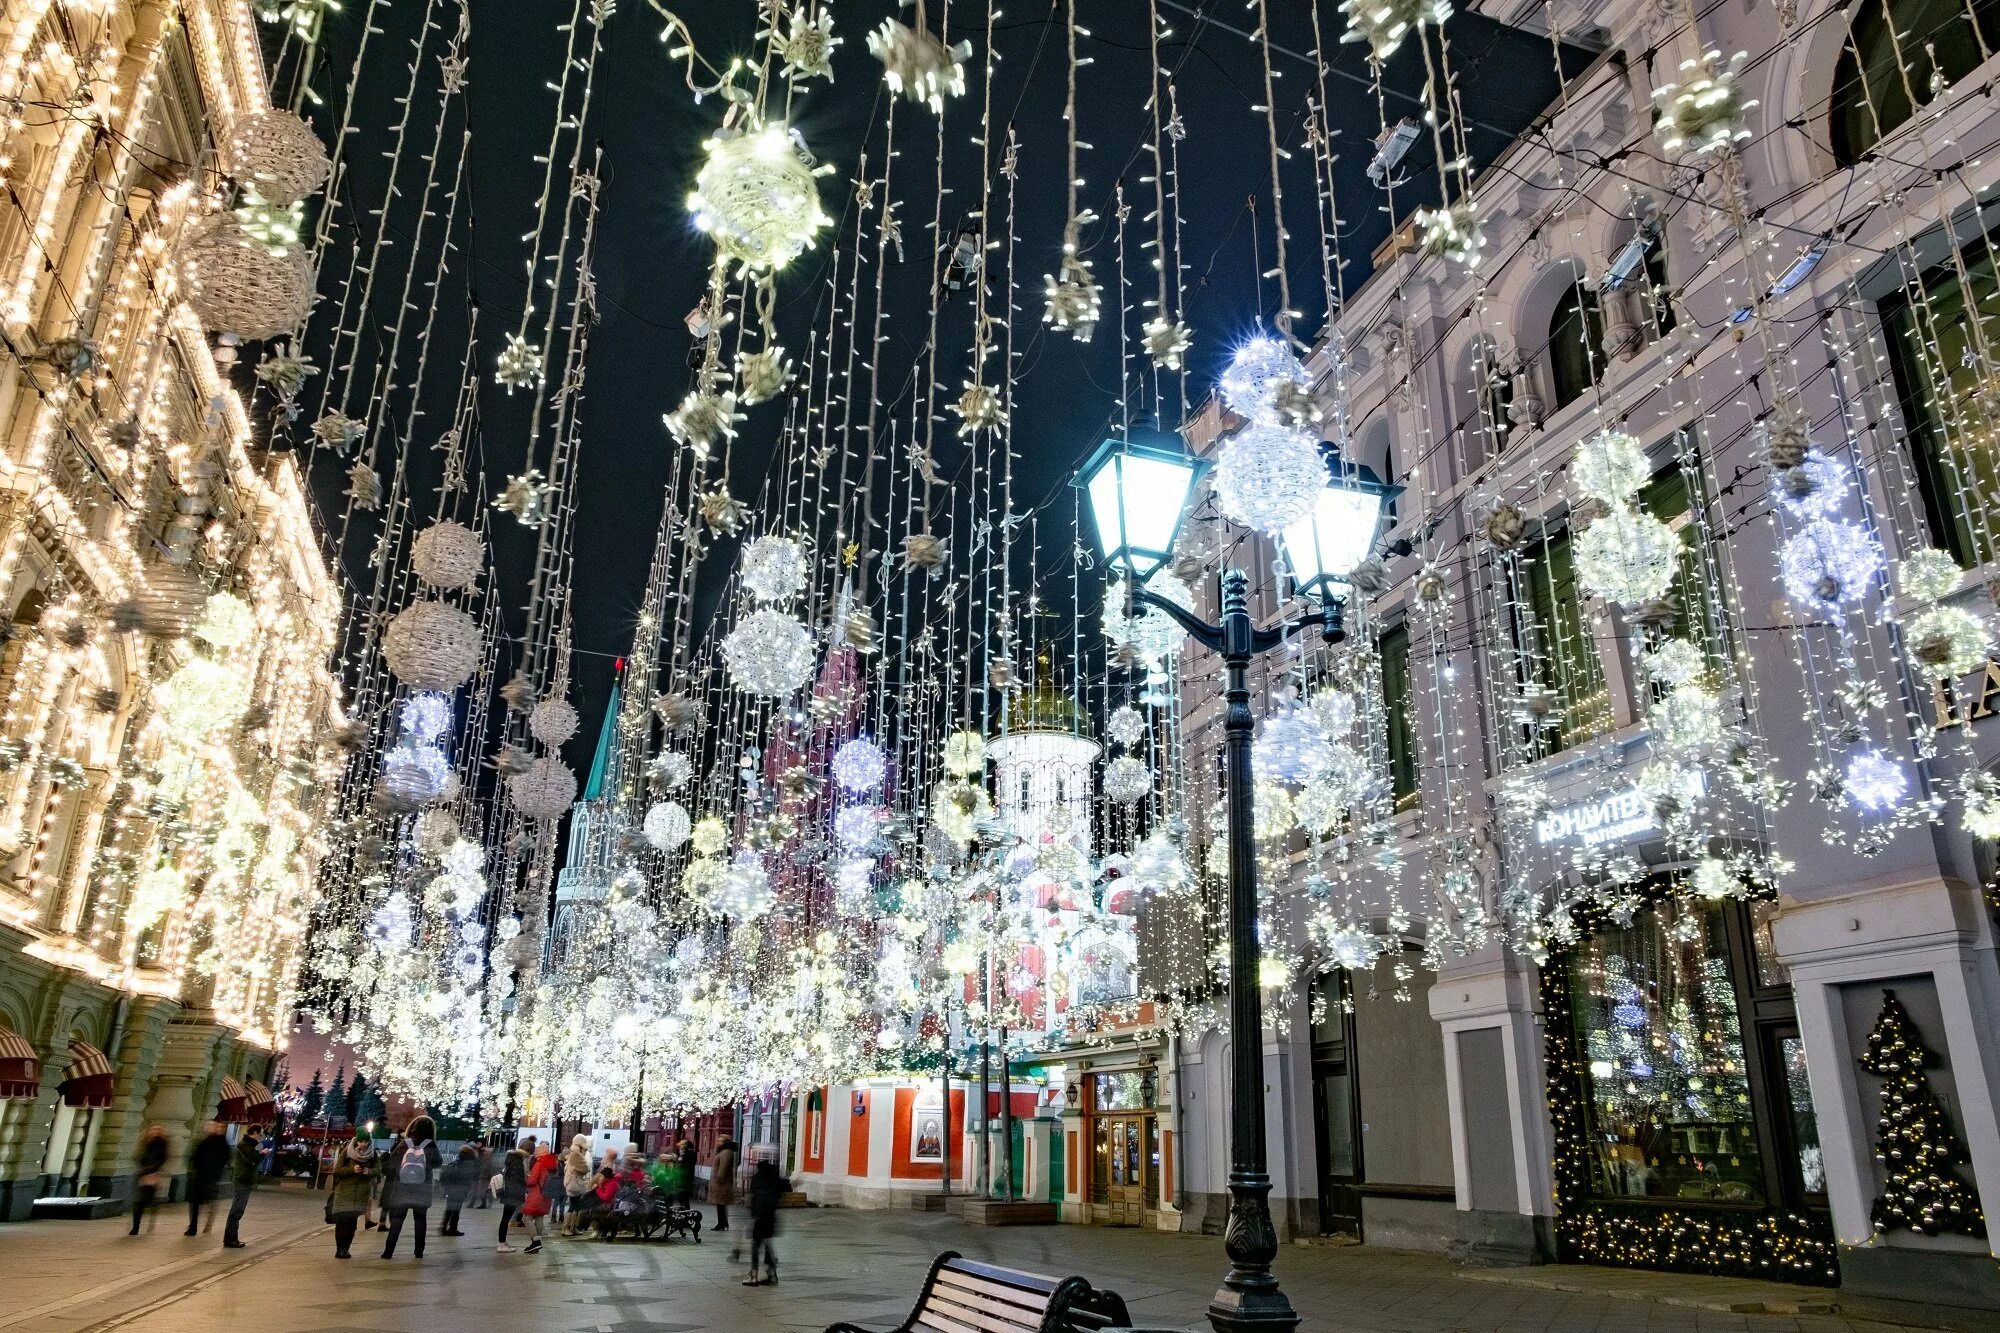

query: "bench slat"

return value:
[918, 1290, 1046, 1333]
[941, 1258, 1061, 1296]
[931, 1270, 1054, 1312]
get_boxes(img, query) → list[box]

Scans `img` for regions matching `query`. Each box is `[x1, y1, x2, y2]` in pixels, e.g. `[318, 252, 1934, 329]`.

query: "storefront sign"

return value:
[1931, 660, 2000, 730]
[1535, 771, 1704, 848]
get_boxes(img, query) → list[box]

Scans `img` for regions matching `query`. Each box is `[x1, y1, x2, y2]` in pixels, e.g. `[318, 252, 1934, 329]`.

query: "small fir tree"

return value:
[299, 1070, 325, 1126]
[344, 1071, 368, 1125]
[1857, 989, 1986, 1238]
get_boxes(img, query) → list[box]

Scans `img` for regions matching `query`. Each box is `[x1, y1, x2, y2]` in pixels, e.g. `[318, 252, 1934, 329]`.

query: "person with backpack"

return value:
[742, 1152, 790, 1287]
[438, 1144, 478, 1236]
[377, 1115, 443, 1260]
[520, 1141, 561, 1254]
[496, 1136, 532, 1251]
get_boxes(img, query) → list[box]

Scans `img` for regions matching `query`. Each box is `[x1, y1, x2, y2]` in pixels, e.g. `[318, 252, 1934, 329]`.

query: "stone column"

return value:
[140, 1010, 225, 1198]
[86, 996, 175, 1199]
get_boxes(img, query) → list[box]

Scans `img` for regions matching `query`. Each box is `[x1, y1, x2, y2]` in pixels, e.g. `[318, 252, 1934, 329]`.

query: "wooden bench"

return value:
[825, 1251, 1135, 1333]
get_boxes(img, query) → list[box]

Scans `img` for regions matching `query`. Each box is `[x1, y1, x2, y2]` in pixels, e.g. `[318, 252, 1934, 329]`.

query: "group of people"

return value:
[126, 1119, 789, 1285]
[125, 1121, 265, 1248]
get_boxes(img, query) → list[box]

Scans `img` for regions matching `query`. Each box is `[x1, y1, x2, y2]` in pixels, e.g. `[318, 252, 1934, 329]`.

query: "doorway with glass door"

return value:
[1090, 1112, 1160, 1225]
[1312, 972, 1363, 1239]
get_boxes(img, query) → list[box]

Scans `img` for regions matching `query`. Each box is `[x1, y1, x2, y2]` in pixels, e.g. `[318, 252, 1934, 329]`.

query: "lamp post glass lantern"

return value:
[1277, 461, 1400, 596]
[1080, 434, 1350, 1333]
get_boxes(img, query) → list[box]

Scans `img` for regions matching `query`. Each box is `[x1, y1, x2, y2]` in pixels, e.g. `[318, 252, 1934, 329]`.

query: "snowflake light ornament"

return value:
[1142, 316, 1192, 371]
[866, 11, 970, 112]
[1690, 857, 1744, 900]
[952, 381, 1004, 433]
[1414, 200, 1485, 268]
[494, 332, 543, 392]
[311, 411, 366, 451]
[1043, 250, 1101, 339]
[1314, 918, 1388, 972]
[736, 345, 792, 405]
[1652, 49, 1755, 158]
[494, 470, 552, 526]
[774, 5, 840, 82]
[345, 461, 381, 510]
[663, 388, 739, 458]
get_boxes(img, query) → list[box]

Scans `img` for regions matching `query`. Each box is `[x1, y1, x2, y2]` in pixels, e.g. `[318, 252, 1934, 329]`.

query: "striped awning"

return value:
[243, 1080, 275, 1121]
[0, 1027, 38, 1100]
[217, 1073, 248, 1123]
[60, 1039, 113, 1109]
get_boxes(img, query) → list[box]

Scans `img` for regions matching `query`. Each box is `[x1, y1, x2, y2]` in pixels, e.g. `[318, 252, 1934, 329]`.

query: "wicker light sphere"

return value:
[942, 728, 985, 777]
[413, 808, 461, 858]
[180, 215, 313, 340]
[643, 801, 693, 852]
[687, 123, 830, 273]
[649, 751, 694, 792]
[1571, 429, 1649, 504]
[1213, 424, 1326, 533]
[223, 109, 331, 206]
[1779, 518, 1883, 615]
[1105, 705, 1147, 749]
[723, 607, 817, 697]
[509, 755, 578, 819]
[690, 814, 730, 859]
[381, 741, 451, 810]
[1102, 756, 1154, 805]
[157, 657, 250, 736]
[740, 534, 810, 603]
[194, 592, 257, 650]
[1219, 335, 1309, 426]
[382, 599, 481, 691]
[410, 520, 485, 591]
[835, 803, 890, 852]
[529, 698, 581, 747]
[832, 737, 888, 793]
[715, 851, 776, 919]
[1573, 505, 1680, 607]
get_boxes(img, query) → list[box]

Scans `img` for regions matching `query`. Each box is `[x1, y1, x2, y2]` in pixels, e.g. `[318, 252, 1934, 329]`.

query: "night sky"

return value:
[287, 0, 1579, 776]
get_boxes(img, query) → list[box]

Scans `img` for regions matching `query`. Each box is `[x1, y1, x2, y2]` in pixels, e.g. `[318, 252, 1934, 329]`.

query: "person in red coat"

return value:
[520, 1143, 560, 1255]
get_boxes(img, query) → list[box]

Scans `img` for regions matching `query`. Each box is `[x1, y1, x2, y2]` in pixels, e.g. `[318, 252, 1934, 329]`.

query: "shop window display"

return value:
[1567, 901, 1763, 1203]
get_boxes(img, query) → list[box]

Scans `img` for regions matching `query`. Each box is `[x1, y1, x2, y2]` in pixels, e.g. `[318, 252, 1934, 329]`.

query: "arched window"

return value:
[1460, 339, 1515, 461]
[1642, 245, 1675, 337]
[1548, 283, 1605, 410]
[1831, 0, 2000, 165]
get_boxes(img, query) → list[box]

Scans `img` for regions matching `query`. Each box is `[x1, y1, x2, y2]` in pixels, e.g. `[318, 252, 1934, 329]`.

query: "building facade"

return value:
[1149, 0, 2000, 1315]
[0, 0, 343, 1218]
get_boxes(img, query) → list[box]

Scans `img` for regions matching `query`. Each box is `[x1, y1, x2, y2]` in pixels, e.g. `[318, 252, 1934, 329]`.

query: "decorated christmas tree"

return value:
[1858, 990, 1986, 1238]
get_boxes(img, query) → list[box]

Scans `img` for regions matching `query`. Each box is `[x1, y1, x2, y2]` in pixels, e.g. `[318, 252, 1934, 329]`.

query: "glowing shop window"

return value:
[1567, 902, 1763, 1204]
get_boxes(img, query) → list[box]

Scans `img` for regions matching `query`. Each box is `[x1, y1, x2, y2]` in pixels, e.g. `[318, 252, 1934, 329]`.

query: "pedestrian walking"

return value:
[496, 1136, 532, 1251]
[376, 1115, 443, 1259]
[222, 1130, 260, 1248]
[741, 1153, 789, 1287]
[521, 1140, 560, 1254]
[560, 1134, 592, 1236]
[327, 1131, 377, 1259]
[675, 1138, 695, 1208]
[185, 1121, 229, 1236]
[128, 1125, 169, 1236]
[439, 1145, 478, 1235]
[470, 1144, 493, 1208]
[709, 1134, 739, 1237]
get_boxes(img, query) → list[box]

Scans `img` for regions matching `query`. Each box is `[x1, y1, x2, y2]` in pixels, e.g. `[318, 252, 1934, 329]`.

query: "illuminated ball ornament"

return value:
[1309, 687, 1358, 738]
[1900, 548, 1964, 605]
[410, 520, 485, 591]
[649, 751, 694, 792]
[1314, 918, 1387, 972]
[1220, 336, 1309, 426]
[1105, 705, 1146, 749]
[157, 657, 250, 736]
[1293, 779, 1346, 836]
[1844, 748, 1908, 813]
[400, 691, 453, 743]
[643, 801, 692, 852]
[687, 123, 831, 273]
[381, 741, 450, 809]
[1780, 518, 1883, 615]
[740, 534, 810, 603]
[222, 109, 331, 206]
[1905, 605, 1991, 680]
[866, 15, 971, 111]
[383, 600, 482, 691]
[1771, 450, 1850, 519]
[1640, 638, 1705, 688]
[1213, 424, 1326, 534]
[194, 592, 256, 650]
[1102, 756, 1154, 805]
[722, 608, 817, 697]
[1254, 782, 1297, 839]
[942, 729, 986, 778]
[128, 865, 186, 929]
[835, 803, 890, 852]
[690, 815, 730, 859]
[179, 213, 314, 340]
[508, 755, 578, 820]
[529, 698, 581, 747]
[1255, 704, 1335, 784]
[1573, 504, 1680, 606]
[1652, 48, 1754, 157]
[1103, 571, 1194, 666]
[1690, 857, 1744, 901]
[831, 738, 888, 793]
[930, 779, 992, 846]
[1571, 429, 1649, 504]
[1131, 832, 1189, 895]
[716, 851, 776, 920]
[1961, 773, 2000, 841]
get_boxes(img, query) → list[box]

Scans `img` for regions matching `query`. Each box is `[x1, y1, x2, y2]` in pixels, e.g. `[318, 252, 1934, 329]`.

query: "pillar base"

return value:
[1840, 1244, 2000, 1314]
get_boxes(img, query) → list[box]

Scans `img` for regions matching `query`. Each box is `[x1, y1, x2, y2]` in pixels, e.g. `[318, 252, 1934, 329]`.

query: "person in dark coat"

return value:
[328, 1132, 378, 1258]
[497, 1136, 533, 1251]
[376, 1115, 444, 1259]
[222, 1131, 260, 1248]
[128, 1125, 169, 1235]
[708, 1135, 739, 1236]
[185, 1122, 230, 1236]
[438, 1145, 478, 1236]
[741, 1155, 789, 1287]
[675, 1139, 696, 1208]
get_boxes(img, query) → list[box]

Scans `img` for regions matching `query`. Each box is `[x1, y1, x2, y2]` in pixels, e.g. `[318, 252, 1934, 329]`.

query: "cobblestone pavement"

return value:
[0, 1184, 1970, 1333]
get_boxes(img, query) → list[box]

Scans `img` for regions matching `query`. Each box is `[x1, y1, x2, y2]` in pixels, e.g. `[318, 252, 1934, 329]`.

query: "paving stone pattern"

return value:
[0, 1183, 1963, 1333]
